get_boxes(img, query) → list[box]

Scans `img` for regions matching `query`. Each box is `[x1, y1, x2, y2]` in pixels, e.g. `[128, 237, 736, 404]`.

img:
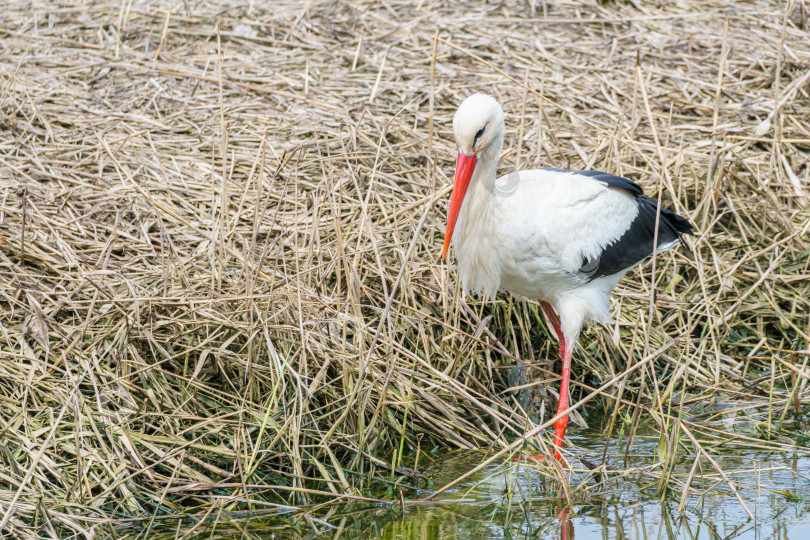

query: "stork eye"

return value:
[473, 125, 486, 146]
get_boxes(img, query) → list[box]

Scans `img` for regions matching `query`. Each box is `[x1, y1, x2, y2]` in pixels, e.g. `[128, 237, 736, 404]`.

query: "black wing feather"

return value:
[540, 167, 644, 196]
[540, 167, 693, 280]
[581, 195, 693, 280]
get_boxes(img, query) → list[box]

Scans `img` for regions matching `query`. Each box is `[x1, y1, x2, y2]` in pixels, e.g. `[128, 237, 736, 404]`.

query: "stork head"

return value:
[452, 93, 504, 156]
[442, 94, 505, 260]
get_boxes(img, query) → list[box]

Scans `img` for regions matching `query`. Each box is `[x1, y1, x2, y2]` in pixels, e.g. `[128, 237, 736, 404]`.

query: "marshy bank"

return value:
[1, 0, 809, 538]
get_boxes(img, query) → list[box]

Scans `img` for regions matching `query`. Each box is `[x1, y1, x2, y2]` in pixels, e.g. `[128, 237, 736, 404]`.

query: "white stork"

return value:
[442, 93, 693, 461]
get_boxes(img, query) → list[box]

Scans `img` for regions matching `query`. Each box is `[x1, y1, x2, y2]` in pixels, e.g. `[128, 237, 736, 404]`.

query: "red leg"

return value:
[520, 302, 573, 463]
[552, 341, 573, 461]
[543, 302, 573, 459]
[540, 301, 563, 343]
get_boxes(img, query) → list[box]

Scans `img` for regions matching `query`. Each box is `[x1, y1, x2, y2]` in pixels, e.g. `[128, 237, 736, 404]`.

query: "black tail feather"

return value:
[579, 195, 693, 280]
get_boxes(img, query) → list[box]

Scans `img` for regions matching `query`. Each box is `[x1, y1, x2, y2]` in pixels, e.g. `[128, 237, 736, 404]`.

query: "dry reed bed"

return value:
[0, 0, 809, 537]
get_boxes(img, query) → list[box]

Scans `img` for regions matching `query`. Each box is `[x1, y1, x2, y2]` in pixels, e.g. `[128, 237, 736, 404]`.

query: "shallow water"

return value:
[369, 422, 810, 540]
[144, 418, 810, 539]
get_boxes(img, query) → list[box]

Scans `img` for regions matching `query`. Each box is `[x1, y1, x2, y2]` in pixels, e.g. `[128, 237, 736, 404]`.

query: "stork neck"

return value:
[452, 137, 503, 299]
[476, 145, 500, 189]
[463, 139, 501, 215]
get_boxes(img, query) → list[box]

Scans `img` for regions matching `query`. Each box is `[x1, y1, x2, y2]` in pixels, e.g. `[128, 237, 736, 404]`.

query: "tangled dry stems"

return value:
[0, 0, 809, 537]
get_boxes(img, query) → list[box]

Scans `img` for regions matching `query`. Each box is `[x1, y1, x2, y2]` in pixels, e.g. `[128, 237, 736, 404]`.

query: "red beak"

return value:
[442, 152, 477, 261]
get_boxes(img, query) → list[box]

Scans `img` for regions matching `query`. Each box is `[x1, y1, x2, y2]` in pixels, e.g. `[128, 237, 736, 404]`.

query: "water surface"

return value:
[369, 421, 810, 539]
[143, 418, 810, 539]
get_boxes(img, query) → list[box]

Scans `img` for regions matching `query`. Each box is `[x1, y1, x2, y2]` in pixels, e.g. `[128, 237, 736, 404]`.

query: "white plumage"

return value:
[454, 167, 643, 339]
[443, 93, 692, 460]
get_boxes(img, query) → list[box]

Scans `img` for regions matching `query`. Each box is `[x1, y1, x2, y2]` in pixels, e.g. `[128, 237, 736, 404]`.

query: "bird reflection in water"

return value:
[557, 506, 574, 540]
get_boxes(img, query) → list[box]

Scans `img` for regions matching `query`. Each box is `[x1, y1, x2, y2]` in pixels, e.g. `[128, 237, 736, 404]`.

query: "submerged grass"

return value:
[0, 0, 809, 537]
